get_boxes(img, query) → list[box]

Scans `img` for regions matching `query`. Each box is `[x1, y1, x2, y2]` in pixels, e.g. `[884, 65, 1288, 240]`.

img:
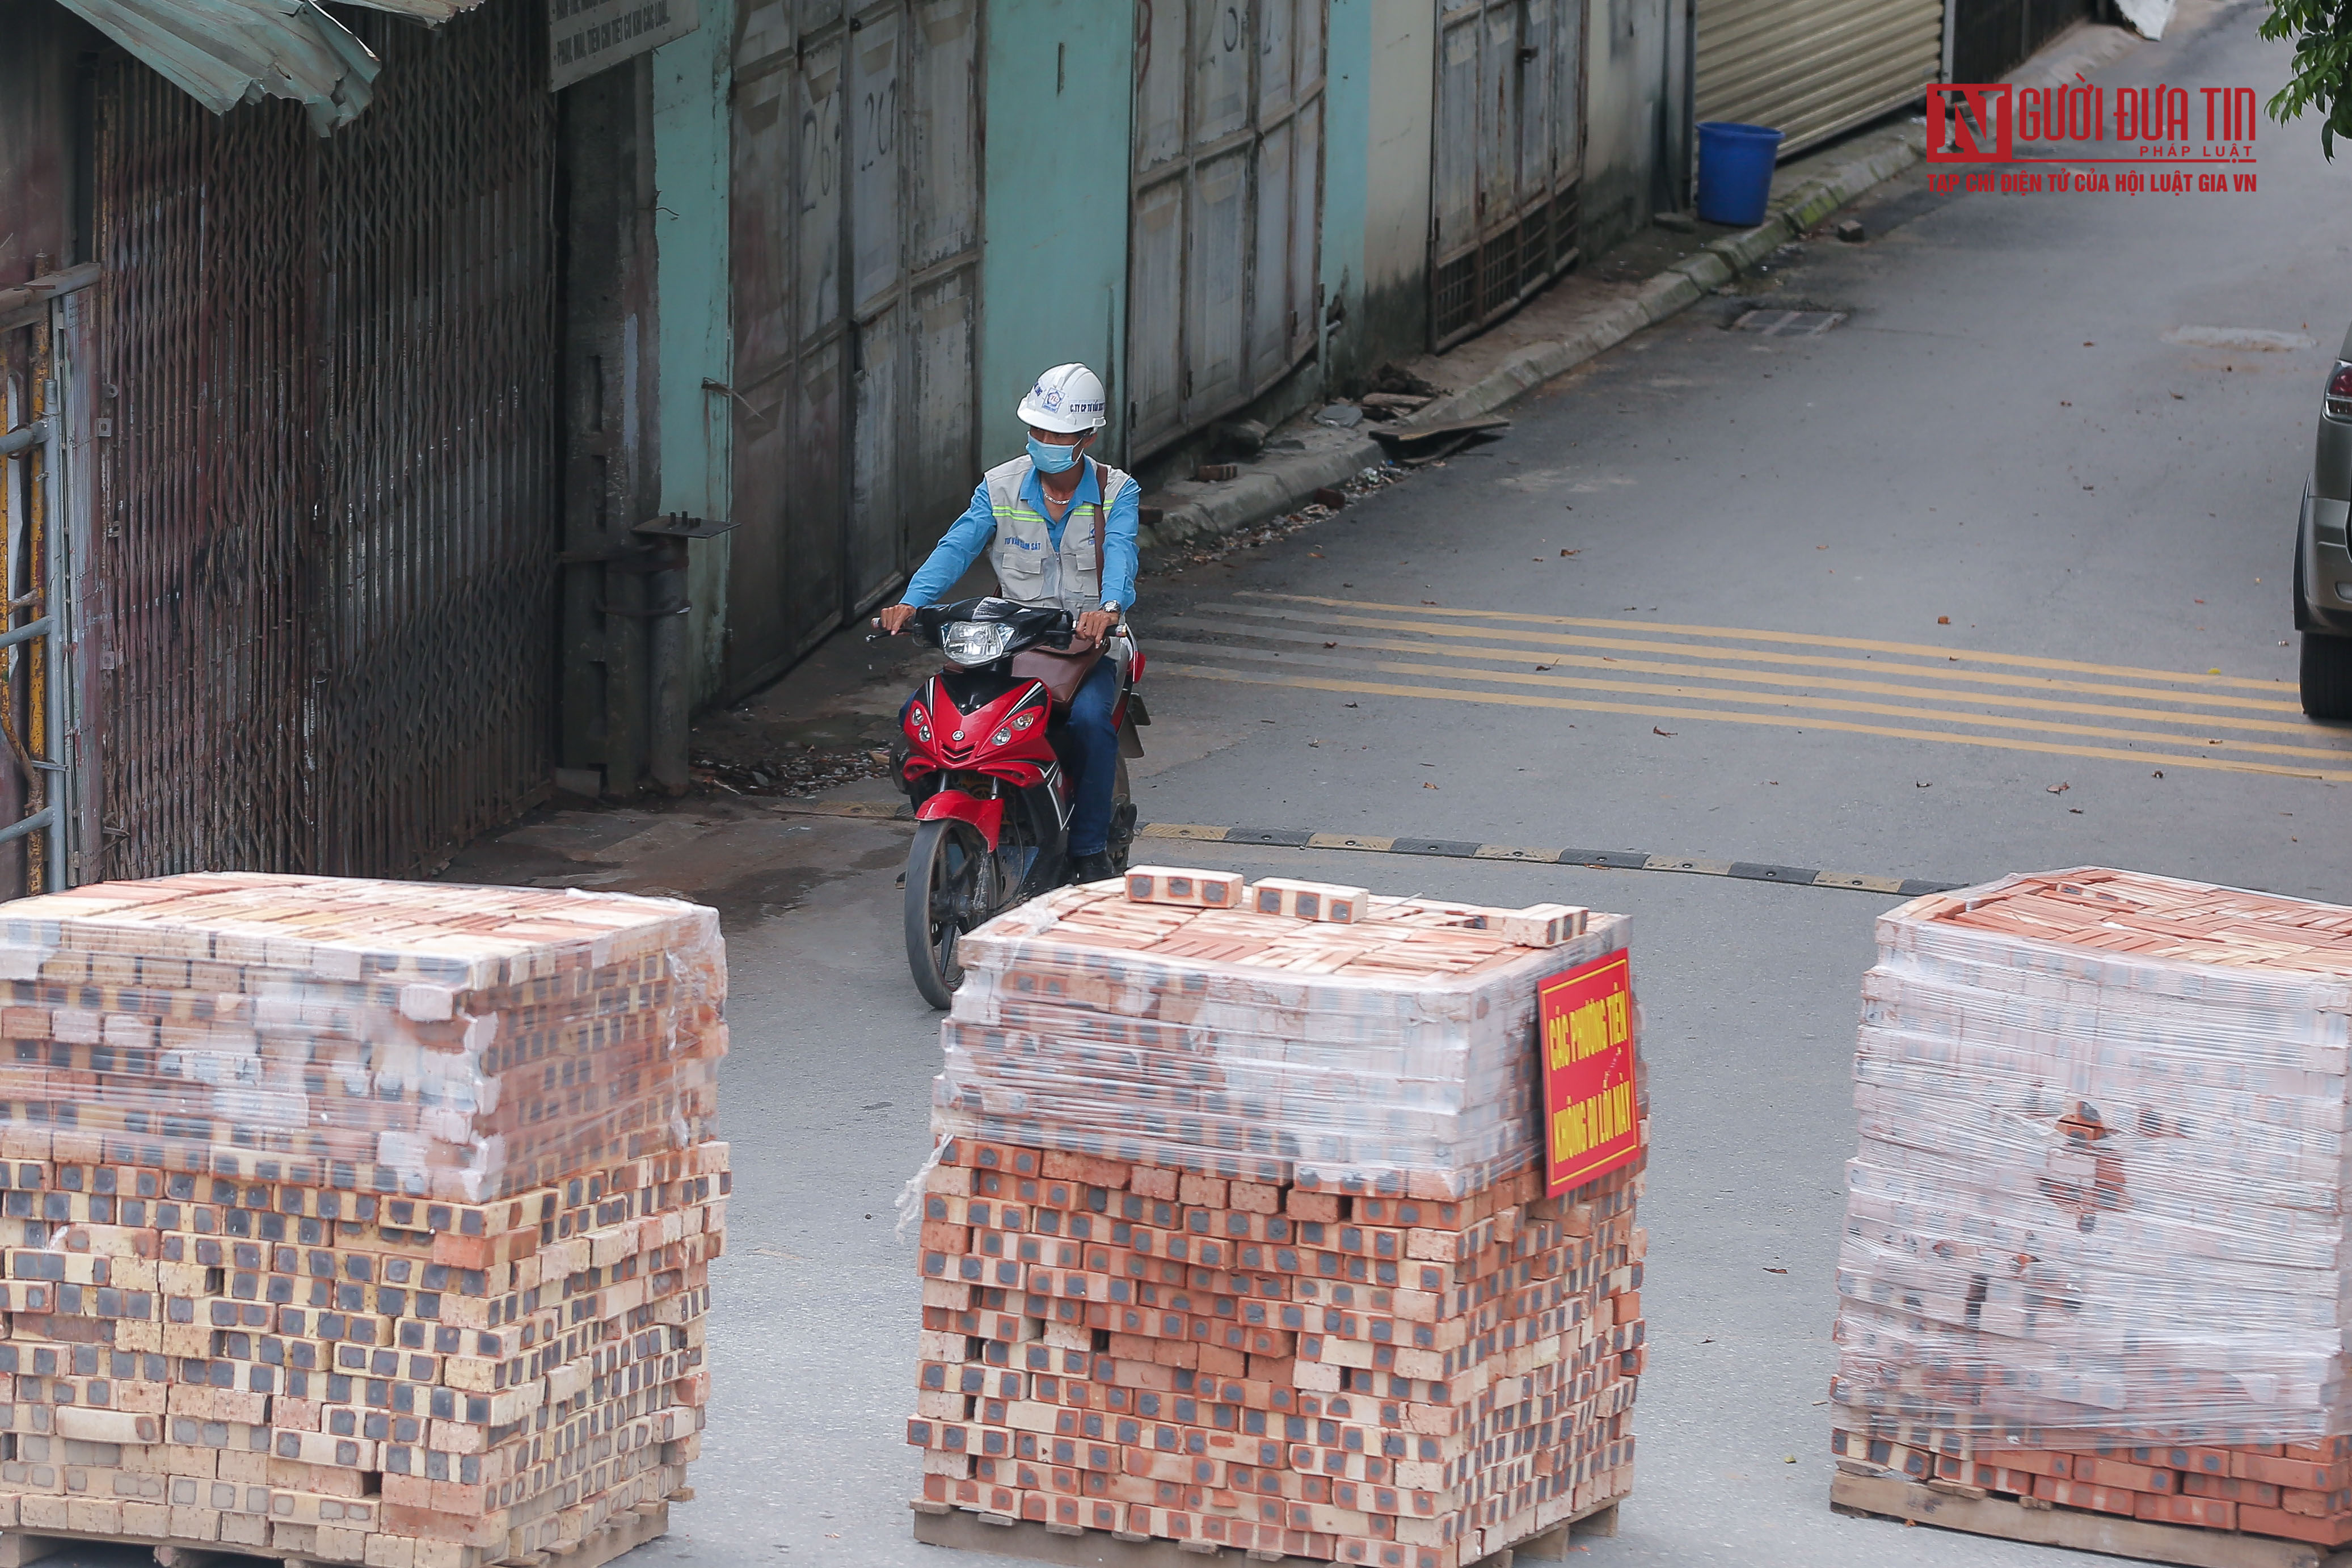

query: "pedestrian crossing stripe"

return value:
[1249, 592, 2290, 692]
[1162, 660, 2352, 783]
[1170, 614, 2310, 730]
[1212, 601, 2305, 711]
[1166, 646, 2349, 764]
[1159, 593, 2350, 783]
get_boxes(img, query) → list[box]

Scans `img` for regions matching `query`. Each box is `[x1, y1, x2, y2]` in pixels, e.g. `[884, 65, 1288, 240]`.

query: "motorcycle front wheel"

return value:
[905, 817, 990, 1010]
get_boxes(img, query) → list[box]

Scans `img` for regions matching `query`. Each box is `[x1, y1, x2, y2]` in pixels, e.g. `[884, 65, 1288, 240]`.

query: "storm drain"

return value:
[1733, 308, 1847, 336]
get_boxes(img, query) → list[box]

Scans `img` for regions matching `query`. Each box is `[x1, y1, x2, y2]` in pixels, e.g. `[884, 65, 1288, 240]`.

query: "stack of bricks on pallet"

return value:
[0, 873, 728, 1568]
[939, 876, 1605, 1199]
[908, 873, 1645, 1567]
[1832, 867, 2352, 1549]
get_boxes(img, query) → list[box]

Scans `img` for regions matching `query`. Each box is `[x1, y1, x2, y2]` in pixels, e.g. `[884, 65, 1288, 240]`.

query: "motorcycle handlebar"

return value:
[867, 604, 1123, 651]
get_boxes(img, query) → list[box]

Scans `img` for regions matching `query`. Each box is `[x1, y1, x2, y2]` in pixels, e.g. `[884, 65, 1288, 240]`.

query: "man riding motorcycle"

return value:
[874, 363, 1139, 883]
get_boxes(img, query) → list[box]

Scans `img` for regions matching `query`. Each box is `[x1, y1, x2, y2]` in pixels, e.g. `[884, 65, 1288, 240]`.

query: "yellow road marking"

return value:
[1178, 643, 2352, 764]
[1138, 823, 1230, 841]
[1816, 872, 1907, 893]
[1245, 591, 2290, 693]
[1160, 663, 2352, 783]
[1169, 617, 2331, 738]
[1473, 845, 1558, 861]
[1199, 604, 2303, 713]
[1309, 832, 1395, 850]
[1645, 855, 1735, 874]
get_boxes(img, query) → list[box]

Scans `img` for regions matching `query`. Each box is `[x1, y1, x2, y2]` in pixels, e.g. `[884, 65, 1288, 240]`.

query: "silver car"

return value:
[2296, 331, 2352, 717]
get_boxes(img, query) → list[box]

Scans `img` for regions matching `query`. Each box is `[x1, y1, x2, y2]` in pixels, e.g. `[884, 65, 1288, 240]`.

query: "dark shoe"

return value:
[1070, 851, 1119, 884]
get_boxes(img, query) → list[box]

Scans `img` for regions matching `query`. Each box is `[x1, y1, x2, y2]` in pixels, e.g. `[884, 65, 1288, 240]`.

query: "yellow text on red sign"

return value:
[1539, 950, 1640, 1195]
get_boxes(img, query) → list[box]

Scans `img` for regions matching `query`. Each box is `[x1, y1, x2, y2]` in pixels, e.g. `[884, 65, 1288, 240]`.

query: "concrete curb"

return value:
[1409, 124, 1925, 429]
[1135, 123, 1923, 563]
[1135, 427, 1384, 559]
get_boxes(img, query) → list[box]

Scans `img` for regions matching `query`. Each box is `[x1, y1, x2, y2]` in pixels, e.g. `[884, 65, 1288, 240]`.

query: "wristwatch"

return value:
[1101, 601, 1121, 614]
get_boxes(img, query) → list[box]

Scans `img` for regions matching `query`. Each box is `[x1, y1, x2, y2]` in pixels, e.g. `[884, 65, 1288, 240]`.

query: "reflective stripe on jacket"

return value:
[983, 455, 1137, 618]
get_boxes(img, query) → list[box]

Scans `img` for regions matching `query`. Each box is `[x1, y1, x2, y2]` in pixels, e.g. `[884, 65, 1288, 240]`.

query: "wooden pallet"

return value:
[487, 1500, 670, 1568]
[0, 1501, 669, 1568]
[910, 1493, 1624, 1567]
[1833, 1474, 2352, 1568]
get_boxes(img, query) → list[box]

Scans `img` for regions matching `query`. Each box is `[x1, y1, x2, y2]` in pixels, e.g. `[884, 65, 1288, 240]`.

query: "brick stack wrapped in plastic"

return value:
[0, 873, 727, 1568]
[1832, 867, 2352, 1549]
[907, 869, 1647, 1567]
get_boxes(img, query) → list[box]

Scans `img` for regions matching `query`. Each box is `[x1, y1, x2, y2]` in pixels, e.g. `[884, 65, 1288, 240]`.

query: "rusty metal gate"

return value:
[725, 0, 984, 695]
[89, 3, 559, 879]
[1430, 0, 1588, 350]
[0, 273, 90, 899]
[1127, 0, 1327, 459]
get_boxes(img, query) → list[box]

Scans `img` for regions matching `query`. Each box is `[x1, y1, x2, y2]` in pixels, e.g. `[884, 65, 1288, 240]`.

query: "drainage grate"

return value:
[1733, 309, 1847, 336]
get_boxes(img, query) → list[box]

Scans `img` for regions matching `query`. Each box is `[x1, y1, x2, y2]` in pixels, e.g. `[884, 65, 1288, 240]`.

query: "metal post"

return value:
[59, 290, 98, 888]
[0, 326, 61, 896]
[1684, 0, 1700, 209]
[646, 537, 689, 796]
[630, 513, 735, 797]
[28, 359, 54, 895]
[604, 563, 648, 798]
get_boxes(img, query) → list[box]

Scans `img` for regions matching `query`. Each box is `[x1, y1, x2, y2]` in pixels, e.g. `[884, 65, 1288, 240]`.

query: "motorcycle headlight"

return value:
[942, 621, 1014, 665]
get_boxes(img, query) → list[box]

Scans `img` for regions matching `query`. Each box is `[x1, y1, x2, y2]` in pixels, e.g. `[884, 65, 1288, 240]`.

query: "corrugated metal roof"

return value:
[54, 0, 382, 132]
[341, 0, 490, 21]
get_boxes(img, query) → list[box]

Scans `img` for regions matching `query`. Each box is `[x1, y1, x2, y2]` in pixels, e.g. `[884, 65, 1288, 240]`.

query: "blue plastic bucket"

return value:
[1695, 121, 1785, 227]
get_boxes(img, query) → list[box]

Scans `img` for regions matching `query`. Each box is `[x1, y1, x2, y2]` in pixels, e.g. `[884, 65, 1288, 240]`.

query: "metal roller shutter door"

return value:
[1695, 0, 1944, 158]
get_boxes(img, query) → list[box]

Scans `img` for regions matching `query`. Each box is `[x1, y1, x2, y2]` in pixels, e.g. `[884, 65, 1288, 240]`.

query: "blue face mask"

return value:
[1027, 435, 1083, 475]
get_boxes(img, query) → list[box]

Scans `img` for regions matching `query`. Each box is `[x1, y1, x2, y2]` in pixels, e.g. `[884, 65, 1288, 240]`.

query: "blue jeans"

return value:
[1063, 655, 1120, 857]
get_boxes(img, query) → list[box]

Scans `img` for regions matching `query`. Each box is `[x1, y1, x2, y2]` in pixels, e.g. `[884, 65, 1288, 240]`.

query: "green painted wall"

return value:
[978, 1, 1135, 467]
[651, 0, 735, 707]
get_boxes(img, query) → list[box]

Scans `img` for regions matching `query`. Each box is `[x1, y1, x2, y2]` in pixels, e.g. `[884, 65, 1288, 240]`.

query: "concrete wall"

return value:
[651, 0, 737, 707]
[977, 0, 1135, 467]
[1582, 0, 1676, 256]
[1351, 0, 1434, 378]
[1310, 0, 1676, 385]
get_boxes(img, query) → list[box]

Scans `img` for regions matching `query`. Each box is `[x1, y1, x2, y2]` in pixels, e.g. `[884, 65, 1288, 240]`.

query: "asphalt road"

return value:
[479, 9, 2352, 1568]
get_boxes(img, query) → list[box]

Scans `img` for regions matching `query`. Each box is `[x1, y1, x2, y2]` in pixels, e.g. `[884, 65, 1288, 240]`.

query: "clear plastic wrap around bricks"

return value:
[1833, 868, 2352, 1453]
[938, 883, 1633, 1201]
[0, 874, 727, 1565]
[0, 872, 727, 1203]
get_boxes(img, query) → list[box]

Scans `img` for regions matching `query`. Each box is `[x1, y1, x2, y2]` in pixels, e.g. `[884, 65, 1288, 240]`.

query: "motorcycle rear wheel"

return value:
[1108, 757, 1135, 872]
[906, 817, 990, 1010]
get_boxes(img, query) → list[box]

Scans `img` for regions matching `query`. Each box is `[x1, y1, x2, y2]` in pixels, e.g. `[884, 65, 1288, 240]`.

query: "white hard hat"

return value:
[1017, 363, 1108, 433]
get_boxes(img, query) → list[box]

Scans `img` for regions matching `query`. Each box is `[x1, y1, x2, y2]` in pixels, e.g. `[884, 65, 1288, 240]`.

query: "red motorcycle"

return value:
[879, 597, 1145, 1007]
